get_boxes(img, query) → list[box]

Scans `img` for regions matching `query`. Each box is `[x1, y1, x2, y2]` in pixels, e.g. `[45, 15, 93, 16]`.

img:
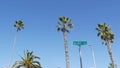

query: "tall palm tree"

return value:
[56, 16, 73, 68]
[12, 50, 42, 68]
[96, 23, 115, 68]
[8, 20, 24, 68]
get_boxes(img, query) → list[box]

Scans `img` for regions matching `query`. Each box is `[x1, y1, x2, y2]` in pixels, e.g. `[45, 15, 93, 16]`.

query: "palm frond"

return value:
[59, 16, 64, 23]
[14, 24, 16, 27]
[57, 27, 61, 31]
[97, 32, 101, 37]
[56, 24, 61, 31]
[66, 29, 70, 33]
[34, 56, 40, 59]
[32, 61, 41, 66]
[19, 55, 25, 61]
[96, 28, 101, 31]
[12, 61, 23, 68]
[68, 23, 73, 29]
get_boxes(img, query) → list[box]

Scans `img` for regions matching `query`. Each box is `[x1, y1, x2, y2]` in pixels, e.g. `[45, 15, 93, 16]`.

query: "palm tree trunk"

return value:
[63, 29, 70, 68]
[8, 31, 18, 67]
[106, 40, 115, 68]
[26, 65, 29, 68]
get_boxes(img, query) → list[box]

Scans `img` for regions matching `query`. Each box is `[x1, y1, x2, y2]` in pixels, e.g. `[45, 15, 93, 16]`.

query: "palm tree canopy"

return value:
[96, 23, 114, 45]
[14, 20, 24, 32]
[56, 16, 73, 33]
[12, 50, 42, 68]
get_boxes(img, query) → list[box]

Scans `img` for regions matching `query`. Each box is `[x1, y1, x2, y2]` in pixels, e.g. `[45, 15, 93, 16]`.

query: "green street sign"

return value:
[73, 41, 87, 46]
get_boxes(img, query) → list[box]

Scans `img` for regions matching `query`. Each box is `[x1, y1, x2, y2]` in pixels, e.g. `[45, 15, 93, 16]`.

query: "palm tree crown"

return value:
[56, 16, 73, 32]
[12, 50, 42, 68]
[14, 20, 24, 32]
[96, 23, 114, 44]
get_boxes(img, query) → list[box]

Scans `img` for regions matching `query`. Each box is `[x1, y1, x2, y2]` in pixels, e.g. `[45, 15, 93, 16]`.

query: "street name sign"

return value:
[73, 41, 87, 46]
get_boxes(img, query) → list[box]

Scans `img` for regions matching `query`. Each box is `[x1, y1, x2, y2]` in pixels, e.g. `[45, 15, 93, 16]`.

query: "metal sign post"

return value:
[79, 45, 82, 68]
[89, 45, 96, 68]
[73, 41, 87, 68]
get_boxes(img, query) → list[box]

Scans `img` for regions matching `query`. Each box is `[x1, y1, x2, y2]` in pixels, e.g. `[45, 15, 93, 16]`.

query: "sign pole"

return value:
[73, 41, 87, 68]
[79, 45, 83, 68]
[89, 45, 96, 68]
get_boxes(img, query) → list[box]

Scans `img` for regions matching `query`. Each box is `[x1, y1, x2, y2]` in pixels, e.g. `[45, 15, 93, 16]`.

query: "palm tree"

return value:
[12, 50, 42, 68]
[8, 20, 24, 68]
[96, 23, 115, 68]
[56, 16, 73, 68]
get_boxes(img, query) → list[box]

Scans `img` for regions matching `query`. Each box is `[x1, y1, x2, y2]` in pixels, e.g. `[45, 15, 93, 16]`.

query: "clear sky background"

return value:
[0, 0, 120, 68]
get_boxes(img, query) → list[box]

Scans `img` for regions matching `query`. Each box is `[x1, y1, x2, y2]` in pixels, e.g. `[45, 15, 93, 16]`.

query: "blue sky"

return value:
[0, 0, 120, 68]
